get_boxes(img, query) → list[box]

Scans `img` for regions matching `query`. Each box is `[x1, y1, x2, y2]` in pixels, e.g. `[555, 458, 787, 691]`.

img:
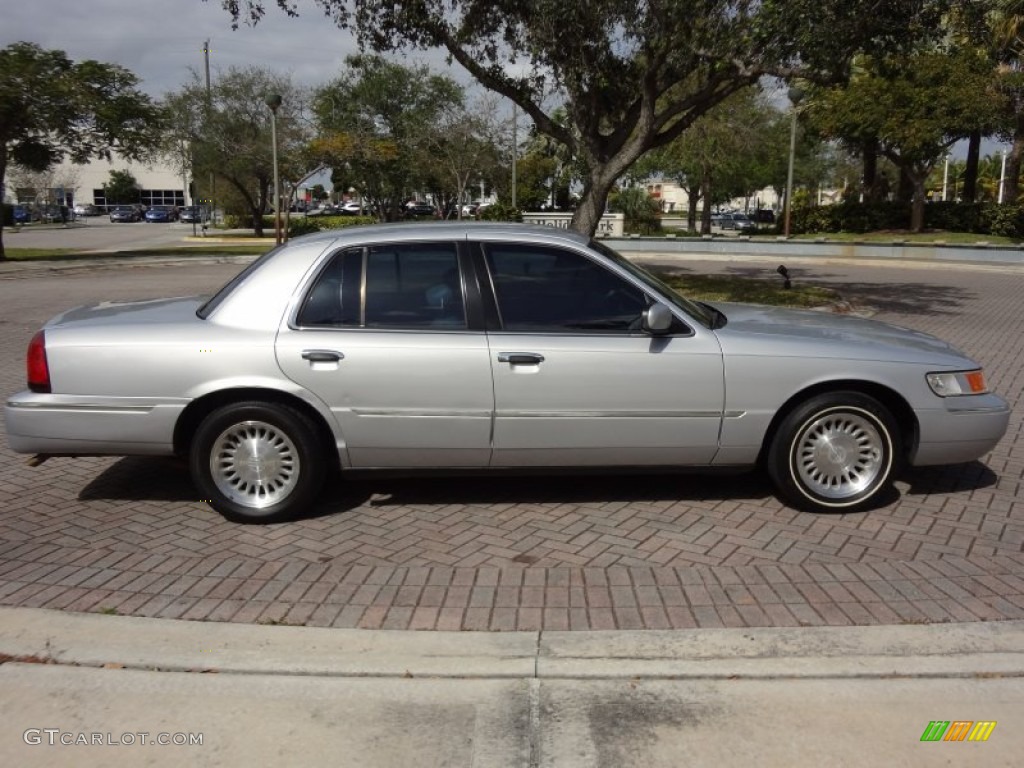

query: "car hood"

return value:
[47, 297, 204, 328]
[710, 302, 971, 365]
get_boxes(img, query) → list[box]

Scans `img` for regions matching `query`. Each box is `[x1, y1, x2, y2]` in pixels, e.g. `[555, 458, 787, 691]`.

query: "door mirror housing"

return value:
[642, 302, 674, 335]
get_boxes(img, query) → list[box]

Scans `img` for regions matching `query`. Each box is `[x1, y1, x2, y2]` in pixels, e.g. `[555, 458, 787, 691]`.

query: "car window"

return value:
[295, 248, 362, 326]
[483, 244, 647, 333]
[297, 243, 466, 329]
[364, 243, 465, 328]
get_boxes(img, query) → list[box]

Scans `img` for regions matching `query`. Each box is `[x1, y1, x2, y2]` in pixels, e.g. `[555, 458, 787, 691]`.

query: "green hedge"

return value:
[219, 214, 376, 235]
[789, 201, 1024, 239]
[478, 203, 523, 223]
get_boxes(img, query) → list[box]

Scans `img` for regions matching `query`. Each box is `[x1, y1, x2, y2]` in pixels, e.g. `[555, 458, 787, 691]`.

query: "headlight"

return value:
[926, 370, 989, 397]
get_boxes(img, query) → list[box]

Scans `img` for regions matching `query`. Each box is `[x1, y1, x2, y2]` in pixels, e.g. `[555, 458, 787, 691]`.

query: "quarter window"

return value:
[484, 244, 647, 332]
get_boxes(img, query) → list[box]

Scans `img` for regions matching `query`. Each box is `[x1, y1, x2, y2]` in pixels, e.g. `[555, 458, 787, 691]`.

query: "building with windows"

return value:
[4, 153, 188, 212]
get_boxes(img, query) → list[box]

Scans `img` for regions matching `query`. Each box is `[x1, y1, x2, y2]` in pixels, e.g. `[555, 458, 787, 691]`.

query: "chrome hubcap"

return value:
[210, 420, 299, 509]
[794, 410, 886, 500]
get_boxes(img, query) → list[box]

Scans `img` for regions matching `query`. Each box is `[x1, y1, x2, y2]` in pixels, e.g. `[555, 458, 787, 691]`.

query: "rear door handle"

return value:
[301, 349, 344, 363]
[497, 352, 545, 365]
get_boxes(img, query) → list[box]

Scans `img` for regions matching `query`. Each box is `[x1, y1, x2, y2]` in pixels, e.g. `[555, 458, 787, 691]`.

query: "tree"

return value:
[423, 98, 503, 218]
[807, 50, 1000, 230]
[989, 0, 1024, 202]
[219, 0, 938, 237]
[310, 55, 463, 221]
[165, 67, 309, 235]
[103, 170, 141, 204]
[638, 89, 784, 233]
[0, 42, 162, 258]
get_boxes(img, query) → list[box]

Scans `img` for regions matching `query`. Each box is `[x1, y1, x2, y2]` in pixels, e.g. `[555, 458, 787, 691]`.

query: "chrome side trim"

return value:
[6, 402, 154, 413]
[496, 410, 738, 419]
[350, 408, 492, 418]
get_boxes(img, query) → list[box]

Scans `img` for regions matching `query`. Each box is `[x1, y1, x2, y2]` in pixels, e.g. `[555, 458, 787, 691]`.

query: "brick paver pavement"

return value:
[1, 255, 1021, 630]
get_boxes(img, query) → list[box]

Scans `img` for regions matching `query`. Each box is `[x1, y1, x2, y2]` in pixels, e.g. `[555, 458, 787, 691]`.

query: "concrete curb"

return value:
[2, 607, 1022, 681]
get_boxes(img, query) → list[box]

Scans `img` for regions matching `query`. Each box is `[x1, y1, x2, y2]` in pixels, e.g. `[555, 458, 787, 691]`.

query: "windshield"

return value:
[588, 239, 715, 329]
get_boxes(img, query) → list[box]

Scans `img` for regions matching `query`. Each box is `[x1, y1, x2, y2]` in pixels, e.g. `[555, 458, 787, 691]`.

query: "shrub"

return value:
[789, 200, 1024, 239]
[478, 203, 523, 222]
[611, 187, 662, 235]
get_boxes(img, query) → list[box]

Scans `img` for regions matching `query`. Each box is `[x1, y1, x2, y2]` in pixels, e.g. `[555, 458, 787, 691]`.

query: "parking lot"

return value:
[0, 252, 1021, 631]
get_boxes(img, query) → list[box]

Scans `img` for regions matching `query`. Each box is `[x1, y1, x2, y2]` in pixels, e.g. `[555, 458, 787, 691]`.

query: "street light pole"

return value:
[783, 87, 803, 239]
[998, 149, 1008, 204]
[266, 94, 283, 245]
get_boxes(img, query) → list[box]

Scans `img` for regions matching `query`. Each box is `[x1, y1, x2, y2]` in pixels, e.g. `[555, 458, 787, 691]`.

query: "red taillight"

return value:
[27, 330, 51, 393]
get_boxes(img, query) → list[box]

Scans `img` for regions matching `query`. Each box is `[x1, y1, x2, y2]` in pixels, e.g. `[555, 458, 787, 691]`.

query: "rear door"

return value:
[276, 241, 493, 468]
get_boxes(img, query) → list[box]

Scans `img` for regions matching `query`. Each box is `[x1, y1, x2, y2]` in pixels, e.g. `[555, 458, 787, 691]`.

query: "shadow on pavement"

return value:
[900, 462, 1000, 496]
[648, 263, 975, 316]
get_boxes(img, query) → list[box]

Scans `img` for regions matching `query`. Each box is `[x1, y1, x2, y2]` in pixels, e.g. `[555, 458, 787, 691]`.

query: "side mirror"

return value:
[642, 302, 673, 335]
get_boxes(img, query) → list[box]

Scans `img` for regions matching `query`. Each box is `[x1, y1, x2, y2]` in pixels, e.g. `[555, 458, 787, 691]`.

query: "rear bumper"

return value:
[911, 393, 1011, 466]
[5, 392, 186, 456]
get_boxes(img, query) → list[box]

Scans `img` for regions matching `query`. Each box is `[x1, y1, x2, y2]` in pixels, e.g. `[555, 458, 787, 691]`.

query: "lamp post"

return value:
[783, 86, 804, 239]
[998, 148, 1008, 205]
[265, 93, 283, 245]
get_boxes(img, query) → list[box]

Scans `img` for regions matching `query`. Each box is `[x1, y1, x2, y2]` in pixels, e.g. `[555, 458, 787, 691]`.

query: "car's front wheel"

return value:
[190, 401, 325, 523]
[767, 392, 901, 513]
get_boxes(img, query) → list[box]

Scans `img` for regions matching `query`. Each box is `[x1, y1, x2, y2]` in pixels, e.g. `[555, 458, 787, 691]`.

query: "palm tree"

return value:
[989, 0, 1024, 202]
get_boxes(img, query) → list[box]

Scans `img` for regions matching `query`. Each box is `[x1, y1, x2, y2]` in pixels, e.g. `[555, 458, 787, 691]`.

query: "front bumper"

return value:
[911, 392, 1011, 466]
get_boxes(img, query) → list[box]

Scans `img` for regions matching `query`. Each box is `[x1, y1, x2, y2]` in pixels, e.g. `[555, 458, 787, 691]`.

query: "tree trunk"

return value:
[910, 173, 928, 233]
[687, 187, 699, 232]
[250, 207, 265, 237]
[570, 170, 617, 236]
[862, 142, 878, 202]
[699, 169, 713, 235]
[962, 130, 981, 203]
[897, 167, 914, 204]
[1004, 112, 1024, 205]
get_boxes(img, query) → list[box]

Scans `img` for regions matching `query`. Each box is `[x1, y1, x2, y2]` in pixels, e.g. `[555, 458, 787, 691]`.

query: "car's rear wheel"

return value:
[767, 392, 901, 513]
[190, 401, 325, 524]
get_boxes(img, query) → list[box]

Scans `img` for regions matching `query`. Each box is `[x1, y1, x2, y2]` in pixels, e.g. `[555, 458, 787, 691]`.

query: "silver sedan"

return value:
[4, 223, 1010, 523]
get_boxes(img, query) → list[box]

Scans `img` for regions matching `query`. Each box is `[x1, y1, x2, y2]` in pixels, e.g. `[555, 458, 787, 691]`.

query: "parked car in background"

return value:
[12, 205, 33, 224]
[73, 203, 99, 217]
[178, 206, 209, 224]
[144, 206, 178, 223]
[719, 212, 756, 232]
[109, 206, 140, 223]
[404, 201, 436, 217]
[339, 202, 363, 215]
[5, 223, 1009, 524]
[754, 209, 776, 225]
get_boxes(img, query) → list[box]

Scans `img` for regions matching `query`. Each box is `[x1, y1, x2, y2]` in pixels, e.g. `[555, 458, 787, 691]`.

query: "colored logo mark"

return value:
[920, 721, 996, 742]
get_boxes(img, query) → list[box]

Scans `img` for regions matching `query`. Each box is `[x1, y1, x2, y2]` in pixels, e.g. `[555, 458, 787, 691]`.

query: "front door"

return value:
[480, 242, 725, 466]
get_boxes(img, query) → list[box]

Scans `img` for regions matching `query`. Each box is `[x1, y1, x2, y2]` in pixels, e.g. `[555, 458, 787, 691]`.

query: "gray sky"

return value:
[0, 0, 454, 97]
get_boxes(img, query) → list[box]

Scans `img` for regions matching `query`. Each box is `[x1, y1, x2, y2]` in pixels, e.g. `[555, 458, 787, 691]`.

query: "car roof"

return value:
[290, 221, 592, 248]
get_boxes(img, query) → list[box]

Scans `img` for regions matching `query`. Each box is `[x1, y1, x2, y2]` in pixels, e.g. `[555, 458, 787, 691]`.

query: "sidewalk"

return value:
[1, 607, 1021, 766]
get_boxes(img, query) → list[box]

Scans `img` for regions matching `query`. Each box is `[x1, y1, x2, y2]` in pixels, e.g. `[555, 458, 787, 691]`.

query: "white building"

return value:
[644, 178, 784, 215]
[5, 153, 188, 210]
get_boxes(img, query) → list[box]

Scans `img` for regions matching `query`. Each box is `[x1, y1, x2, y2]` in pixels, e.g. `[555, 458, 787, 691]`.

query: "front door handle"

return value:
[301, 349, 344, 363]
[497, 352, 545, 365]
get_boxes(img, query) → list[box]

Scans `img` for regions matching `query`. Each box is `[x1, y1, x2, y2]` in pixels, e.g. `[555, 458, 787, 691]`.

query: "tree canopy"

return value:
[165, 66, 309, 235]
[806, 49, 1000, 230]
[217, 0, 935, 236]
[311, 55, 464, 220]
[0, 41, 163, 257]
